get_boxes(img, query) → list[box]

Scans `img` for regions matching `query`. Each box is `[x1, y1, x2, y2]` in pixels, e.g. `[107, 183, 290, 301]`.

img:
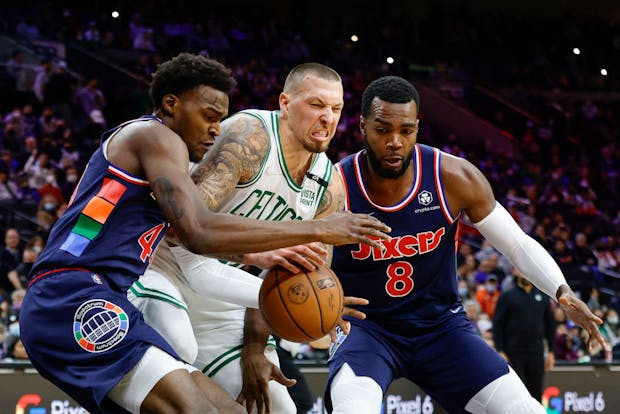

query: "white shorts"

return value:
[107, 346, 198, 413]
[128, 245, 295, 413]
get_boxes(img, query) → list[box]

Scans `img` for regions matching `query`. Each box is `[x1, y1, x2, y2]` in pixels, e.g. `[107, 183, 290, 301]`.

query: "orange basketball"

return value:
[259, 264, 344, 343]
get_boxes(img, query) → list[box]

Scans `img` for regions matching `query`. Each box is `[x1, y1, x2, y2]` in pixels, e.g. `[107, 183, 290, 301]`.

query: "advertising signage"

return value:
[1, 364, 618, 413]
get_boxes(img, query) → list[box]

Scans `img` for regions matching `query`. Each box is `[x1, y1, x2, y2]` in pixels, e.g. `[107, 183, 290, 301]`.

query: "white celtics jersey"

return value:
[215, 109, 333, 266]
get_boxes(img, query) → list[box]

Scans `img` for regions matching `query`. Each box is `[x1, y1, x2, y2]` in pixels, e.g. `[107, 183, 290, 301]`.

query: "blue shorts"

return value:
[326, 313, 508, 413]
[21, 269, 181, 414]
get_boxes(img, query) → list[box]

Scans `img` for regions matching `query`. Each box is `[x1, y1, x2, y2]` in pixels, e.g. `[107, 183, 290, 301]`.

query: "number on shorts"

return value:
[385, 261, 414, 297]
[138, 223, 165, 262]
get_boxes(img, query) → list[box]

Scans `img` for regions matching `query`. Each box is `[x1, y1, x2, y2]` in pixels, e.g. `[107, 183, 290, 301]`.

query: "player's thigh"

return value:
[128, 270, 197, 363]
[108, 346, 206, 413]
[405, 321, 509, 413]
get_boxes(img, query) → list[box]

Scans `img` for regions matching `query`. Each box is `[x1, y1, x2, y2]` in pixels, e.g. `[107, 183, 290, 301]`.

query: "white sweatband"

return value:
[170, 246, 261, 309]
[473, 203, 567, 300]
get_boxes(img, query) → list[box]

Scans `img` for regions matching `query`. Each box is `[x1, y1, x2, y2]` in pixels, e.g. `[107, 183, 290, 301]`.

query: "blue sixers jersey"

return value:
[333, 144, 460, 330]
[31, 116, 168, 291]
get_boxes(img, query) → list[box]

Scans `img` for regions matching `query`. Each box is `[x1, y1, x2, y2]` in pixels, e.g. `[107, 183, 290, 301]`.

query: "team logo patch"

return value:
[73, 299, 129, 353]
[91, 273, 103, 284]
[417, 190, 433, 205]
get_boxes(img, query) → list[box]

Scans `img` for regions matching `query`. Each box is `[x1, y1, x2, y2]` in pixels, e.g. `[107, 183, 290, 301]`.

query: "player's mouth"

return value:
[309, 130, 330, 142]
[383, 156, 402, 168]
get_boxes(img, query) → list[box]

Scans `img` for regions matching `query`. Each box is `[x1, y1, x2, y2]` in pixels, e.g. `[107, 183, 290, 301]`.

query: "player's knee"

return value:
[465, 367, 545, 414]
[330, 364, 382, 414]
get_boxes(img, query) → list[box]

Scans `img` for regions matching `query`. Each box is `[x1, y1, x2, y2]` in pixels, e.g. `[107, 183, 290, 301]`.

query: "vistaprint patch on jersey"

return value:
[73, 299, 129, 353]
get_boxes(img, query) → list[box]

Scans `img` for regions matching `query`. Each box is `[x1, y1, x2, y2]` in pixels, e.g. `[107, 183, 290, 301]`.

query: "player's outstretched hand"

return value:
[556, 285, 607, 353]
[237, 343, 296, 414]
[244, 243, 328, 274]
[317, 211, 391, 248]
[330, 296, 369, 343]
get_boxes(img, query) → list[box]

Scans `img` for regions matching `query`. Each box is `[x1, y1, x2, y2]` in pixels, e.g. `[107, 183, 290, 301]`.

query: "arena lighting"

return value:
[573, 47, 581, 55]
[351, 34, 359, 42]
[601, 68, 608, 76]
[111, 10, 119, 18]
[386, 56, 395, 64]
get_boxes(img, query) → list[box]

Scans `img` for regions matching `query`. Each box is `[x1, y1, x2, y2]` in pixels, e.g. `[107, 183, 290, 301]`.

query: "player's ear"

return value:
[279, 92, 290, 117]
[359, 115, 366, 133]
[162, 94, 179, 116]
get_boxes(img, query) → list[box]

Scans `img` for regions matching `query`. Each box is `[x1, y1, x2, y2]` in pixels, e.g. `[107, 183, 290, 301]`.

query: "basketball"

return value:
[259, 264, 344, 343]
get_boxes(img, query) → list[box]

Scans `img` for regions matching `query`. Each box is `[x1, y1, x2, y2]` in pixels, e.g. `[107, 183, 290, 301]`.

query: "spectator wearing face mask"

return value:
[60, 166, 79, 201]
[475, 273, 501, 318]
[36, 194, 61, 231]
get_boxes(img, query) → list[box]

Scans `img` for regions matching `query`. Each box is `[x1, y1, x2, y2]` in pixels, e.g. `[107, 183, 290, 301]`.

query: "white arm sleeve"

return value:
[472, 203, 567, 300]
[170, 246, 261, 309]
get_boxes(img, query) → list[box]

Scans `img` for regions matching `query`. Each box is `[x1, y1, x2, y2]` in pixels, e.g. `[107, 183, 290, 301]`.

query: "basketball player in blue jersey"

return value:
[18, 53, 390, 414]
[326, 76, 606, 414]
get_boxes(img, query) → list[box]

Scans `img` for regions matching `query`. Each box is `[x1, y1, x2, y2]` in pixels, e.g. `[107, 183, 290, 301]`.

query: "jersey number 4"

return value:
[385, 261, 414, 297]
[138, 223, 165, 262]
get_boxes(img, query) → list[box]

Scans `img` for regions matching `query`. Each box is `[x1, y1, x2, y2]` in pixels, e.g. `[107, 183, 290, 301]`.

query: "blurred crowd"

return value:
[0, 1, 619, 364]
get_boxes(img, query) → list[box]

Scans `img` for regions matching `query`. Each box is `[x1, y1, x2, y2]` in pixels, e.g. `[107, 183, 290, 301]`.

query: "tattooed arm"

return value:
[191, 113, 269, 210]
[133, 119, 389, 255]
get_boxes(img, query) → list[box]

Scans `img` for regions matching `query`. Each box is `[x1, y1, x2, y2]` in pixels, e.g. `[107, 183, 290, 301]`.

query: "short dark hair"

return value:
[150, 53, 237, 108]
[283, 62, 341, 93]
[361, 76, 420, 117]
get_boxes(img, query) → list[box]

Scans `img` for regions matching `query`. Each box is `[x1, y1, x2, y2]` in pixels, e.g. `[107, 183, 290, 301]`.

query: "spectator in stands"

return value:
[5, 50, 35, 107]
[33, 58, 53, 105]
[573, 232, 600, 282]
[35, 194, 61, 231]
[75, 77, 107, 129]
[3, 337, 29, 361]
[59, 165, 79, 201]
[476, 273, 501, 318]
[22, 151, 56, 190]
[37, 170, 65, 205]
[554, 321, 582, 362]
[44, 61, 77, 122]
[6, 246, 39, 291]
[464, 298, 482, 335]
[0, 166, 21, 202]
[587, 287, 602, 312]
[0, 229, 22, 295]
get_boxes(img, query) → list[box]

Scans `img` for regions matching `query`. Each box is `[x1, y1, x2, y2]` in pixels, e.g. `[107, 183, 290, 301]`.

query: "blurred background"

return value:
[0, 0, 619, 411]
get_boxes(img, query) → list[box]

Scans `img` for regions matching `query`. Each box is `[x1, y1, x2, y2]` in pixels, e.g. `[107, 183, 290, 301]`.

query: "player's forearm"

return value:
[242, 308, 271, 349]
[473, 203, 567, 300]
[182, 213, 321, 255]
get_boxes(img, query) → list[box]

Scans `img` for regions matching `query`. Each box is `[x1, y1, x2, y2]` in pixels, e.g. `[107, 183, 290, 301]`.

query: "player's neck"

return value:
[361, 154, 415, 206]
[280, 133, 315, 185]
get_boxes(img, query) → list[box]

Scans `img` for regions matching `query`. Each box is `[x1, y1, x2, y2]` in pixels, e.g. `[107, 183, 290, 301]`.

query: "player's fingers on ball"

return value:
[343, 308, 366, 320]
[299, 248, 326, 266]
[277, 258, 300, 273]
[290, 253, 317, 271]
[343, 296, 369, 306]
[307, 242, 328, 255]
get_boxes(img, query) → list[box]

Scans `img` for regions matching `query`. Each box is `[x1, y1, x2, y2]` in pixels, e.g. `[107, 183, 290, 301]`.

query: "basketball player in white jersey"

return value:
[129, 63, 359, 413]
